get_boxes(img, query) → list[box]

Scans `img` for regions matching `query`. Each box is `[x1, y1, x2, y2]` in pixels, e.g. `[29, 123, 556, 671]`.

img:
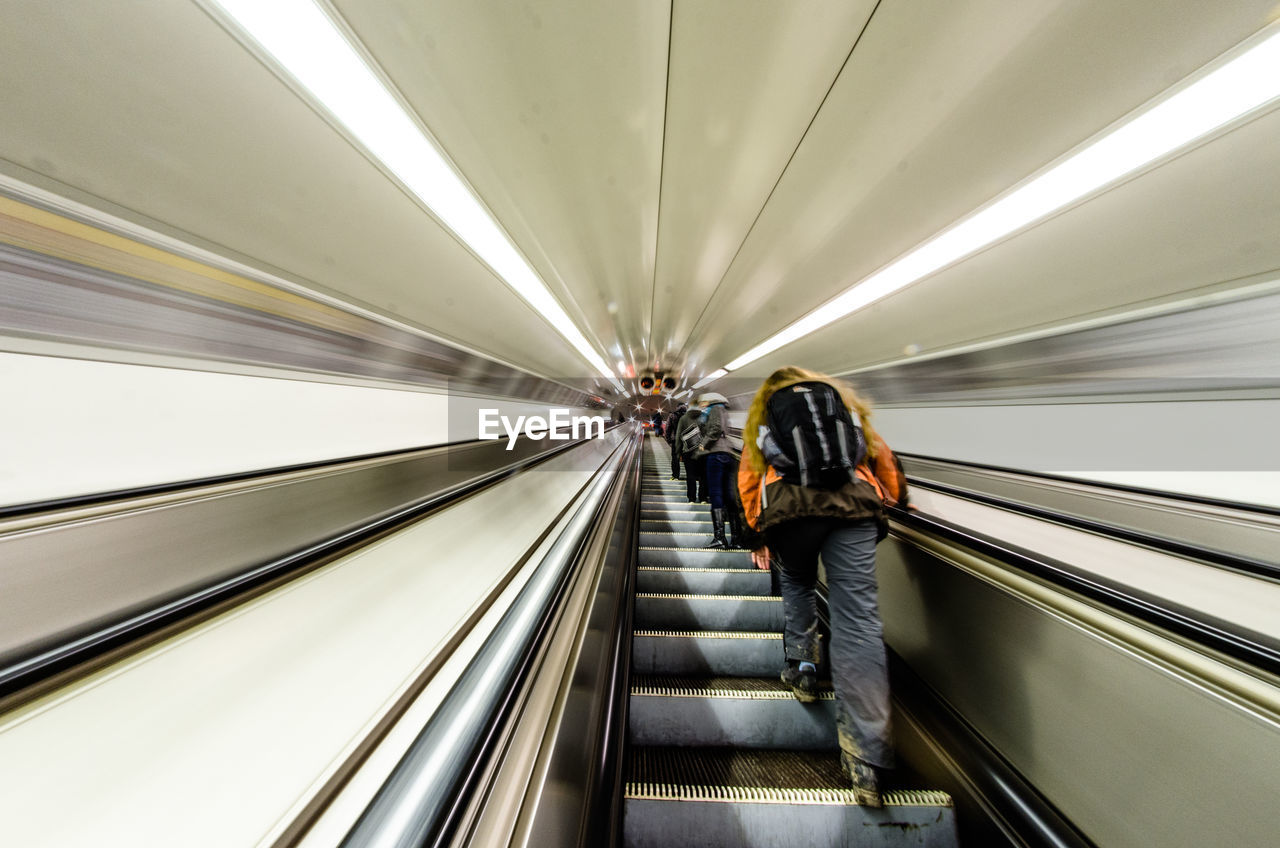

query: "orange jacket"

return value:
[737, 433, 908, 532]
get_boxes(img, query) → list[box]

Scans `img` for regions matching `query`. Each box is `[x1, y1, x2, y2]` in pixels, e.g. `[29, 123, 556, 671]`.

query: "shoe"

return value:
[780, 663, 818, 703]
[704, 508, 728, 549]
[840, 751, 883, 808]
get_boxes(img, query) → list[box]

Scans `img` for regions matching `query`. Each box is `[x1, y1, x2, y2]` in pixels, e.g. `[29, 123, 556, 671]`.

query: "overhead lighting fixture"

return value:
[692, 369, 728, 389]
[206, 0, 618, 387]
[720, 22, 1280, 373]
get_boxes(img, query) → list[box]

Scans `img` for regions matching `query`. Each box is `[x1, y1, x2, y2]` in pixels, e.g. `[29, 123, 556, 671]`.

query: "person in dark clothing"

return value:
[674, 405, 705, 503]
[650, 409, 665, 436]
[665, 404, 687, 479]
[695, 392, 740, 548]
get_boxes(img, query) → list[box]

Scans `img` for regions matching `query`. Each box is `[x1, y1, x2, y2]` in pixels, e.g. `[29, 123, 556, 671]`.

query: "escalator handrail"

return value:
[908, 477, 1280, 582]
[0, 424, 622, 520]
[0, 431, 612, 701]
[897, 450, 1280, 518]
[338, 434, 636, 848]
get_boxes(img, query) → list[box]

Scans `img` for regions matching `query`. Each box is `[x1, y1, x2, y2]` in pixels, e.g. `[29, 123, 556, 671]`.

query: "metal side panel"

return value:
[876, 531, 1280, 848]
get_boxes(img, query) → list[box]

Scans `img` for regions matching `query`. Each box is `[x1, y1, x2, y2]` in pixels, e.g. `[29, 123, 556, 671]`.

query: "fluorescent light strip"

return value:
[692, 369, 728, 389]
[208, 0, 616, 382]
[722, 24, 1280, 373]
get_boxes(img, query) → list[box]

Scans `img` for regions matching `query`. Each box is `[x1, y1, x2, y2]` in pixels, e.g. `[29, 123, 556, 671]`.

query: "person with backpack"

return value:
[695, 392, 740, 548]
[736, 366, 909, 808]
[665, 404, 687, 479]
[674, 403, 706, 503]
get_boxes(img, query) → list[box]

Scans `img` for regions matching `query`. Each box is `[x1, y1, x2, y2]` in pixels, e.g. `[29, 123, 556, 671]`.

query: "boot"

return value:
[840, 751, 883, 808]
[705, 508, 728, 549]
[726, 509, 743, 550]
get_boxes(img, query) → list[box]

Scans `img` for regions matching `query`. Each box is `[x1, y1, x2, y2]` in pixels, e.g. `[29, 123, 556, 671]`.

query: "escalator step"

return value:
[636, 567, 771, 595]
[632, 630, 784, 676]
[639, 519, 713, 532]
[635, 593, 783, 631]
[639, 547, 752, 568]
[639, 530, 718, 546]
[639, 505, 706, 516]
[624, 748, 957, 848]
[630, 675, 836, 749]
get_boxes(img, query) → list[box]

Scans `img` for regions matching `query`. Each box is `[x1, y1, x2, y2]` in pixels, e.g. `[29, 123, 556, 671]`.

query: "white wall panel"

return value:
[0, 353, 596, 505]
[874, 400, 1280, 507]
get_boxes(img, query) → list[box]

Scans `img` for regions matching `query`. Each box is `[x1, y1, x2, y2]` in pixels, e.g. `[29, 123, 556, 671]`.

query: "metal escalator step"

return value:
[634, 593, 783, 631]
[636, 567, 771, 595]
[639, 509, 709, 522]
[638, 530, 717, 546]
[639, 519, 713, 532]
[632, 630, 783, 676]
[632, 674, 833, 696]
[624, 748, 957, 848]
[629, 675, 836, 749]
[639, 547, 752, 568]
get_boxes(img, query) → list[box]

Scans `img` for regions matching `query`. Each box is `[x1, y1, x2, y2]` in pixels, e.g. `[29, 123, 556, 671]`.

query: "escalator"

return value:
[622, 435, 958, 847]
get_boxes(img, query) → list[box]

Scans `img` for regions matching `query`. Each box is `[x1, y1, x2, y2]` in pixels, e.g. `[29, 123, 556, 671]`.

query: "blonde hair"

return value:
[742, 366, 880, 473]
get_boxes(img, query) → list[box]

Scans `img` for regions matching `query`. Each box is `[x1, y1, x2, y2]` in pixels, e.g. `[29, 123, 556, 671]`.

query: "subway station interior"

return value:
[2, 2, 1279, 846]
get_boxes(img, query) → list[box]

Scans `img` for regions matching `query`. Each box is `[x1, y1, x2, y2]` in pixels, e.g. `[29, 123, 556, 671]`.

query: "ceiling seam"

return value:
[645, 0, 677, 374]
[675, 0, 885, 368]
[297, 0, 613, 372]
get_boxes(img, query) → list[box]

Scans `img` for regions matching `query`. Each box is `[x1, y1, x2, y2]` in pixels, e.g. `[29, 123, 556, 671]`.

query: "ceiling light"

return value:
[206, 0, 616, 383]
[692, 369, 728, 389]
[721, 22, 1280, 373]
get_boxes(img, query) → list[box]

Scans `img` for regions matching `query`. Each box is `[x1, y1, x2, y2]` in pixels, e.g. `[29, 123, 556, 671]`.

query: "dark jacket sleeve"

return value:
[701, 406, 724, 448]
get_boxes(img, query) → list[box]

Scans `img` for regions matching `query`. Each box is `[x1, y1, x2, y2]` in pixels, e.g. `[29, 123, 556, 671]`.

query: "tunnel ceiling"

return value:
[2, 1, 1278, 390]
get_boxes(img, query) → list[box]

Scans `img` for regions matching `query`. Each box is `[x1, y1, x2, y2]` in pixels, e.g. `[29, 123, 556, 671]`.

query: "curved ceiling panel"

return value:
[332, 0, 669, 375]
[0, 0, 592, 380]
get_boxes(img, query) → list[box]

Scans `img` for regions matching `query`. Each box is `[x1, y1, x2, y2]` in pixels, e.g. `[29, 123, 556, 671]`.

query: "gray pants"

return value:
[769, 517, 893, 768]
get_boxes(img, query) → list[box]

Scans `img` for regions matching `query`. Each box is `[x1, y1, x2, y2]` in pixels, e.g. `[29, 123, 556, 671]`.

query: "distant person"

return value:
[695, 392, 739, 548]
[650, 409, 665, 436]
[737, 366, 909, 807]
[665, 404, 687, 479]
[674, 403, 706, 503]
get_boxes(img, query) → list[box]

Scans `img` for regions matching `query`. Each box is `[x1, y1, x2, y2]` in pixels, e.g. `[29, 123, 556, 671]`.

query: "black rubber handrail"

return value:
[0, 434, 604, 701]
[898, 450, 1280, 518]
[889, 505, 1280, 677]
[908, 477, 1280, 582]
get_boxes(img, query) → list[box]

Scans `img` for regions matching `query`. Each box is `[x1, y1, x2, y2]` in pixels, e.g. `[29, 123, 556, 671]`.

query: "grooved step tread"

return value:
[634, 630, 782, 640]
[636, 592, 780, 602]
[625, 747, 951, 807]
[637, 566, 759, 573]
[640, 546, 749, 553]
[632, 674, 833, 699]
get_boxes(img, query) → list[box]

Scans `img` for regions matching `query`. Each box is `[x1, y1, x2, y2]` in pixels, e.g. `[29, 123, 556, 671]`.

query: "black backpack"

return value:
[765, 382, 866, 489]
